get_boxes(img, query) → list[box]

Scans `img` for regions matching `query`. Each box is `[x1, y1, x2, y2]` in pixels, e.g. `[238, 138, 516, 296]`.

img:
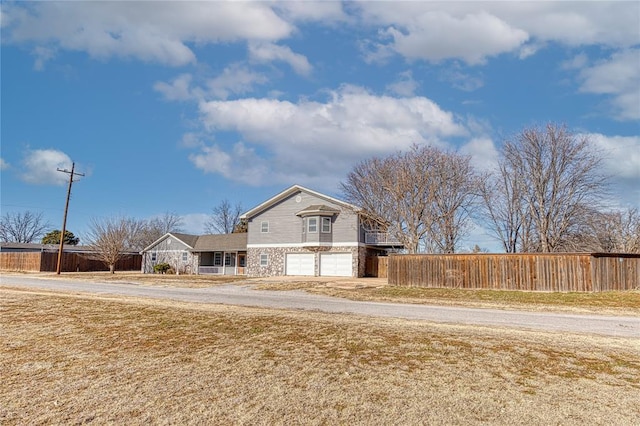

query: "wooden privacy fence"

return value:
[365, 256, 389, 278]
[1, 251, 141, 273]
[388, 253, 640, 292]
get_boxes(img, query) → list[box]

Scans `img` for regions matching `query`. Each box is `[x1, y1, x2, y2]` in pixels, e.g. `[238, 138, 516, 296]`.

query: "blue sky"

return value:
[1, 1, 639, 250]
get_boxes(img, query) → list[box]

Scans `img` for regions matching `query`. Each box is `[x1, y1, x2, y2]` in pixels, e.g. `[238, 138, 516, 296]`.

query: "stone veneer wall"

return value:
[247, 245, 363, 277]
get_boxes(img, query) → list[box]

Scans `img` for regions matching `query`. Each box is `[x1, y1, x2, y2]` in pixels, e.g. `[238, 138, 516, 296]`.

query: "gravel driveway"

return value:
[1, 275, 638, 338]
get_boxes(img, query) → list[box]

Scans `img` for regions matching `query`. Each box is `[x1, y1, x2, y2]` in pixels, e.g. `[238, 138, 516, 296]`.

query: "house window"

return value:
[151, 252, 157, 263]
[261, 221, 269, 233]
[308, 217, 318, 233]
[214, 252, 223, 266]
[321, 217, 331, 233]
[260, 254, 269, 266]
[302, 218, 305, 234]
[182, 252, 188, 262]
[225, 253, 232, 266]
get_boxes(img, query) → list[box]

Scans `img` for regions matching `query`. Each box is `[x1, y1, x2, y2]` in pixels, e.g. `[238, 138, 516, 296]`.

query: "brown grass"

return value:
[35, 271, 247, 288]
[258, 281, 640, 315]
[1, 289, 639, 425]
[17, 272, 640, 314]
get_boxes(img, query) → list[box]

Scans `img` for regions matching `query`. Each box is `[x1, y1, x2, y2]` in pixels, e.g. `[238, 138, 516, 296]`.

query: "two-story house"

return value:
[241, 184, 399, 277]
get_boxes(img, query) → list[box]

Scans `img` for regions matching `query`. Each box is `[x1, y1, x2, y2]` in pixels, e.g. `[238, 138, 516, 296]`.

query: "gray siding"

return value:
[247, 190, 359, 245]
[142, 235, 195, 274]
[149, 235, 192, 251]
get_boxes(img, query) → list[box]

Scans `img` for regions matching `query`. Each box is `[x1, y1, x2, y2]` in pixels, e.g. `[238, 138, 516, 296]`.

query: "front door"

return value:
[237, 253, 246, 275]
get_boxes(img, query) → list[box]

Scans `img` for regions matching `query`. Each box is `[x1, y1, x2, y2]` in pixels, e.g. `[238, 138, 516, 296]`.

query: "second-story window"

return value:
[261, 221, 269, 233]
[321, 217, 331, 233]
[308, 217, 317, 233]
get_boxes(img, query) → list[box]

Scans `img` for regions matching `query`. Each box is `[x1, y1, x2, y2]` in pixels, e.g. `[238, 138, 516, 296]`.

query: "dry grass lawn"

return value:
[19, 271, 640, 314]
[1, 288, 639, 425]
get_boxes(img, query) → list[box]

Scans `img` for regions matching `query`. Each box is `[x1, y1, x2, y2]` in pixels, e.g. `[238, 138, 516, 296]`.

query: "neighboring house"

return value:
[240, 184, 401, 277]
[141, 232, 247, 275]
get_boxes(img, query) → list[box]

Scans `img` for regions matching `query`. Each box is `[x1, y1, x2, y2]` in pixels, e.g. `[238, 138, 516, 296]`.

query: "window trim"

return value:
[261, 221, 269, 233]
[308, 217, 318, 233]
[321, 216, 332, 233]
[260, 253, 269, 267]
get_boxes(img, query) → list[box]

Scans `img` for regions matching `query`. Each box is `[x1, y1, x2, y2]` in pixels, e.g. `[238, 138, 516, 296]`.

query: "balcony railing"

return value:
[365, 232, 401, 246]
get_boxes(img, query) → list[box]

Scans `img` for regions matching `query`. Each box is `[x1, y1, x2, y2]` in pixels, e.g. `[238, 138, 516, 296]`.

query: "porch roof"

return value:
[191, 233, 247, 252]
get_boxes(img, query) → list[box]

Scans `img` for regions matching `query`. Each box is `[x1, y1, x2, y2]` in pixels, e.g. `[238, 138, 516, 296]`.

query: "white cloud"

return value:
[584, 133, 640, 209]
[206, 64, 268, 100]
[189, 142, 270, 186]
[180, 213, 209, 235]
[3, 2, 294, 66]
[274, 2, 347, 23]
[587, 133, 640, 180]
[386, 70, 419, 96]
[20, 149, 73, 185]
[154, 74, 195, 101]
[561, 53, 589, 71]
[191, 85, 466, 189]
[357, 5, 530, 64]
[459, 138, 499, 173]
[381, 11, 529, 65]
[248, 42, 312, 76]
[577, 49, 640, 121]
[0, 158, 9, 170]
[440, 67, 484, 92]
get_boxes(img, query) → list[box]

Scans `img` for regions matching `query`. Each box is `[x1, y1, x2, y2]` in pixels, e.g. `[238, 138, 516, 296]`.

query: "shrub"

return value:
[153, 262, 171, 274]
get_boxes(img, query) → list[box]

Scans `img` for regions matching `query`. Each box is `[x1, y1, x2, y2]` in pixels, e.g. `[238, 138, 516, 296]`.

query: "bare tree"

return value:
[342, 145, 479, 253]
[480, 162, 528, 253]
[483, 123, 608, 252]
[85, 216, 143, 273]
[428, 150, 481, 253]
[589, 208, 640, 253]
[0, 211, 51, 243]
[205, 200, 243, 234]
[135, 211, 185, 250]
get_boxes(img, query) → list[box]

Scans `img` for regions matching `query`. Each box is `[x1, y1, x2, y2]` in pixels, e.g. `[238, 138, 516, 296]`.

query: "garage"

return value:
[320, 253, 353, 277]
[285, 253, 315, 276]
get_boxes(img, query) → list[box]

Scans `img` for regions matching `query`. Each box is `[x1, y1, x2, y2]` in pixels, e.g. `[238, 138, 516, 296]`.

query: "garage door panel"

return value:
[320, 253, 352, 277]
[286, 253, 314, 276]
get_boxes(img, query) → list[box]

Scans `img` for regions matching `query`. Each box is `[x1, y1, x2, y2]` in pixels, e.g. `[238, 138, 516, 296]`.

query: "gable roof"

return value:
[169, 232, 200, 248]
[141, 232, 199, 253]
[141, 232, 247, 253]
[240, 184, 359, 219]
[191, 233, 247, 252]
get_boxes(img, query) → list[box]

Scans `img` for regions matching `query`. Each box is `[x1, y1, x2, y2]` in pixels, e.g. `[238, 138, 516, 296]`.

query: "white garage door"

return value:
[286, 253, 315, 276]
[320, 253, 353, 277]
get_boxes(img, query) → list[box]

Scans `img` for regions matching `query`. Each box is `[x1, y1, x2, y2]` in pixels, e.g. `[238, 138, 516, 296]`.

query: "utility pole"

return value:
[56, 162, 84, 275]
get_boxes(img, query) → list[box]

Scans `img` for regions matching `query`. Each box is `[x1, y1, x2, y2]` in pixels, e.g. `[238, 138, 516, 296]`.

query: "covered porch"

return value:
[190, 233, 248, 276]
[197, 251, 246, 275]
